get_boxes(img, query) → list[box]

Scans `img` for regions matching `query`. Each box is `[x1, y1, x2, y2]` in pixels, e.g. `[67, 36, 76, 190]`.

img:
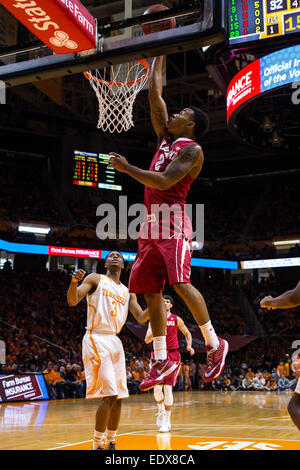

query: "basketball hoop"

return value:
[84, 59, 150, 133]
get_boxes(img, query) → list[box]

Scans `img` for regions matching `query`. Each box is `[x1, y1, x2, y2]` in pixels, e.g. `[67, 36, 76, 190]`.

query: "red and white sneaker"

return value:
[203, 337, 229, 383]
[139, 359, 177, 392]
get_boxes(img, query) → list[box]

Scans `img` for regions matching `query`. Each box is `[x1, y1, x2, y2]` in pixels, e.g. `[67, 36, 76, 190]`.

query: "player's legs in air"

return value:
[129, 242, 179, 391]
[158, 234, 228, 383]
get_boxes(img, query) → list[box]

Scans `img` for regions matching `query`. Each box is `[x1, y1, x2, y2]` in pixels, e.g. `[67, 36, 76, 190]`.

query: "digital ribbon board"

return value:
[227, 44, 300, 121]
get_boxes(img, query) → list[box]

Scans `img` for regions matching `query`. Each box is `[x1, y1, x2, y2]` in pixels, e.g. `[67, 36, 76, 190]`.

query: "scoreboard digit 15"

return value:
[229, 0, 300, 46]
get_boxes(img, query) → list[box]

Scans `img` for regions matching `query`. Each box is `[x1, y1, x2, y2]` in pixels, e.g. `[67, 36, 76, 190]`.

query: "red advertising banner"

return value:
[1, 0, 96, 54]
[227, 59, 261, 121]
[0, 374, 45, 401]
[49, 246, 102, 259]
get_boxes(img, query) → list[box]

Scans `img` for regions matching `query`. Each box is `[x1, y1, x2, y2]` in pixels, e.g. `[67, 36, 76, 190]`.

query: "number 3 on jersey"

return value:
[110, 300, 117, 317]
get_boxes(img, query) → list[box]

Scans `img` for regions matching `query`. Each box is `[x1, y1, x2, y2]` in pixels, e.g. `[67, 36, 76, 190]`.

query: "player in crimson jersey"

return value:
[260, 281, 300, 431]
[109, 55, 228, 391]
[145, 295, 194, 432]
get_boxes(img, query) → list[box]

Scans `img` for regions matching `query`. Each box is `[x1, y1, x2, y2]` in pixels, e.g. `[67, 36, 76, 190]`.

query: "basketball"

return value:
[142, 4, 176, 35]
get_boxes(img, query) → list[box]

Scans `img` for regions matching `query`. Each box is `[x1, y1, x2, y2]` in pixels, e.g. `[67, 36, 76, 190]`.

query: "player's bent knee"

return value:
[173, 282, 190, 296]
[164, 385, 173, 407]
[154, 385, 164, 402]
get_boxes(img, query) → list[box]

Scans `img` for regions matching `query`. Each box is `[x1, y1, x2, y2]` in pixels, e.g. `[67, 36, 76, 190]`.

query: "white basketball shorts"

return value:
[82, 331, 129, 400]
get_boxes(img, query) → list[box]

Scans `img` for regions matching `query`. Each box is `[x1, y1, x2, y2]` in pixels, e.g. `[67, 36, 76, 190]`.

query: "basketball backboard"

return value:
[0, 0, 227, 87]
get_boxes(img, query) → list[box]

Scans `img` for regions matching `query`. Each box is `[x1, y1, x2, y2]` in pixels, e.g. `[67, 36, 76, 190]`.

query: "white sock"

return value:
[92, 430, 105, 449]
[200, 321, 219, 349]
[158, 402, 165, 412]
[153, 336, 167, 361]
[165, 409, 171, 423]
[105, 429, 117, 445]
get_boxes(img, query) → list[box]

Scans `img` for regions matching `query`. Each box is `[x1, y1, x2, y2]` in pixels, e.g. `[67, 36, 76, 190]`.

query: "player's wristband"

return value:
[71, 277, 79, 283]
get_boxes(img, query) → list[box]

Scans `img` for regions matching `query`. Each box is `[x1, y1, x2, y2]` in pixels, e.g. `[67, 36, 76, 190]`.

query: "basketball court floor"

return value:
[0, 391, 299, 451]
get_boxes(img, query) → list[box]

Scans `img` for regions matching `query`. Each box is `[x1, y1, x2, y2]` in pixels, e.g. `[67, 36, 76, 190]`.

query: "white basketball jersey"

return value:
[86, 274, 130, 335]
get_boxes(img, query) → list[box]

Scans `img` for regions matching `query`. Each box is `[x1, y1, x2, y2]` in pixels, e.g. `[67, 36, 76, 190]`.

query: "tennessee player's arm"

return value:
[148, 56, 169, 142]
[67, 271, 98, 307]
[145, 322, 153, 344]
[108, 144, 203, 190]
[260, 281, 300, 309]
[129, 293, 149, 324]
[177, 316, 195, 356]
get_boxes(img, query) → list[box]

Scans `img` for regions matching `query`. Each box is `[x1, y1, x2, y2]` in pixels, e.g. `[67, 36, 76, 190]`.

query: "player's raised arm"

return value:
[177, 317, 194, 356]
[67, 271, 98, 307]
[129, 293, 149, 324]
[149, 56, 169, 142]
[108, 144, 203, 191]
[260, 281, 300, 310]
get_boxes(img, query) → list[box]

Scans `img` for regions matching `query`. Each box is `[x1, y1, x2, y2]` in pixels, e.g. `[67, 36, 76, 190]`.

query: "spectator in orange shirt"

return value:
[284, 359, 292, 378]
[277, 361, 285, 377]
[246, 368, 255, 378]
[43, 362, 57, 400]
[52, 364, 67, 399]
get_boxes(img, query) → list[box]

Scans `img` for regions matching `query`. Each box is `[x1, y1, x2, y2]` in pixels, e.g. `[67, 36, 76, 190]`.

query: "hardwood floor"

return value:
[0, 391, 299, 450]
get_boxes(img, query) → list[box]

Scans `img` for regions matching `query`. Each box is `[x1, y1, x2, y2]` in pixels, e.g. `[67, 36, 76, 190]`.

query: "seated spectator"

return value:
[64, 363, 78, 398]
[224, 376, 234, 391]
[51, 364, 67, 399]
[277, 374, 290, 391]
[72, 364, 84, 398]
[246, 368, 255, 379]
[264, 379, 278, 391]
[212, 376, 225, 390]
[252, 373, 266, 391]
[43, 362, 57, 400]
[242, 375, 253, 391]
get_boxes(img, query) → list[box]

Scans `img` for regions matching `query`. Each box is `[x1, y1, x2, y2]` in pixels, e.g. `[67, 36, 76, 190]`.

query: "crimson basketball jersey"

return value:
[144, 136, 198, 212]
[166, 313, 179, 351]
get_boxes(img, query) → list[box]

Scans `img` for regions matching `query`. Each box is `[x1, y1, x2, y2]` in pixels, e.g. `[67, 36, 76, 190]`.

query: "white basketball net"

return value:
[85, 60, 150, 133]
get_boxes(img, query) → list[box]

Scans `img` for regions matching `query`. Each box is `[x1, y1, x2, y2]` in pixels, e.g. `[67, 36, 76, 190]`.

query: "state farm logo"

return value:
[50, 30, 78, 50]
[13, 0, 78, 49]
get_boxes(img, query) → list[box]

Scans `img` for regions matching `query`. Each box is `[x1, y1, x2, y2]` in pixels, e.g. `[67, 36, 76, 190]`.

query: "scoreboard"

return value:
[229, 0, 300, 46]
[73, 150, 122, 191]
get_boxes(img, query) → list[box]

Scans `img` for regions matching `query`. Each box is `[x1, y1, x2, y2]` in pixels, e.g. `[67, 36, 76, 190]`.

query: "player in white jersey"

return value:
[260, 281, 300, 431]
[67, 251, 149, 449]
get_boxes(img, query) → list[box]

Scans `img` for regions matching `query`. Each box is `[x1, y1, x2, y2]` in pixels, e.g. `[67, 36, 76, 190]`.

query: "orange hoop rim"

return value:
[84, 59, 150, 87]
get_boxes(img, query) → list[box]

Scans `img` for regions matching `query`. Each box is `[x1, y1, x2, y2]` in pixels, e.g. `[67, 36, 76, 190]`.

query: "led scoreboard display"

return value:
[229, 0, 300, 46]
[73, 150, 122, 191]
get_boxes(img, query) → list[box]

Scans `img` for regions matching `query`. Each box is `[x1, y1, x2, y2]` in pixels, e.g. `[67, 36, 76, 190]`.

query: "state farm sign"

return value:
[227, 59, 261, 121]
[1, 0, 96, 54]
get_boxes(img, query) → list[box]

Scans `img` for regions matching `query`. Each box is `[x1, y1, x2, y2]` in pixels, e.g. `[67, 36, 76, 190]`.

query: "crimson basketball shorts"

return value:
[151, 350, 181, 386]
[129, 217, 193, 293]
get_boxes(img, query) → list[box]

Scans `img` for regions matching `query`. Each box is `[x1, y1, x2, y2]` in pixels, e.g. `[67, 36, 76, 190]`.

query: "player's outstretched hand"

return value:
[108, 152, 129, 172]
[72, 269, 86, 283]
[187, 346, 195, 356]
[260, 296, 275, 310]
